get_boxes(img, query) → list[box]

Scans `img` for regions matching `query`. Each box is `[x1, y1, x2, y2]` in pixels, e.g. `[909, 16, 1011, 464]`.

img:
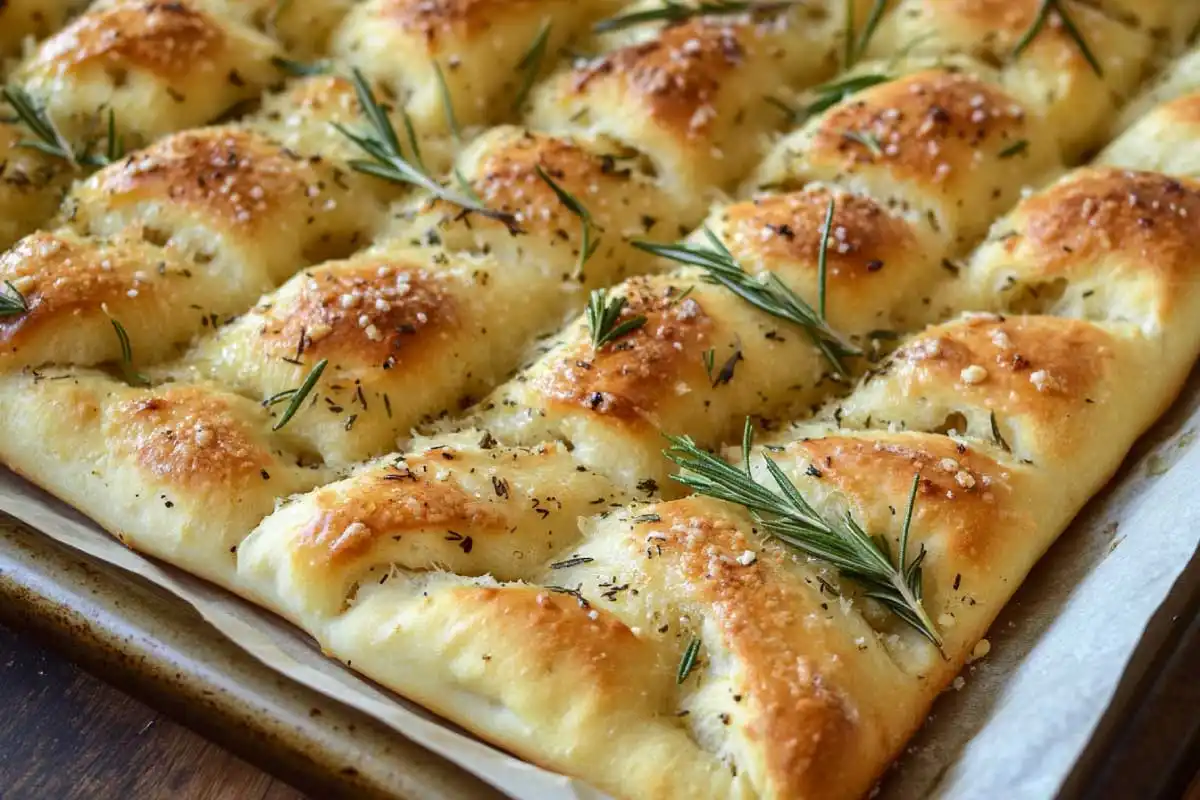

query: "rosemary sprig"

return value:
[663, 420, 942, 649]
[633, 229, 860, 377]
[677, 637, 702, 684]
[594, 1, 798, 34]
[0, 281, 29, 317]
[4, 85, 79, 168]
[843, 129, 883, 156]
[331, 69, 520, 233]
[513, 20, 552, 112]
[844, 0, 887, 68]
[809, 73, 890, 119]
[108, 318, 149, 386]
[766, 73, 891, 124]
[1013, 0, 1103, 78]
[102, 108, 124, 164]
[535, 164, 601, 276]
[268, 358, 328, 431]
[432, 61, 461, 142]
[586, 288, 646, 350]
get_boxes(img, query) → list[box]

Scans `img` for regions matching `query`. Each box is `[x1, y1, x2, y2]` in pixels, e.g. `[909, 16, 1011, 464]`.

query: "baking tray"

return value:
[0, 517, 504, 800]
[2, 507, 1197, 800]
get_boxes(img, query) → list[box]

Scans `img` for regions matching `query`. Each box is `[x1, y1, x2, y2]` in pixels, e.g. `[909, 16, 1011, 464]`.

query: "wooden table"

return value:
[0, 622, 303, 800]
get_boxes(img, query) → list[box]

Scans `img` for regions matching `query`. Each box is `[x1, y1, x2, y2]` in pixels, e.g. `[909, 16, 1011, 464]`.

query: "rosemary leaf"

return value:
[990, 411, 1011, 452]
[0, 281, 29, 317]
[817, 198, 835, 319]
[535, 164, 600, 276]
[594, 1, 798, 34]
[663, 423, 943, 649]
[633, 229, 860, 377]
[702, 347, 716, 382]
[677, 637, 702, 684]
[332, 69, 520, 233]
[513, 20, 552, 112]
[549, 556, 594, 569]
[1012, 0, 1103, 78]
[109, 318, 149, 386]
[3, 84, 78, 168]
[587, 288, 647, 350]
[272, 358, 327, 431]
[272, 56, 330, 76]
[846, 0, 887, 68]
[843, 129, 883, 156]
[432, 61, 461, 142]
[998, 139, 1028, 159]
[806, 72, 890, 119]
[103, 108, 124, 165]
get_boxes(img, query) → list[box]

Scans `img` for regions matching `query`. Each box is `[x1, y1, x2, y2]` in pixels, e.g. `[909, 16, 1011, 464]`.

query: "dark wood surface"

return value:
[0, 622, 304, 800]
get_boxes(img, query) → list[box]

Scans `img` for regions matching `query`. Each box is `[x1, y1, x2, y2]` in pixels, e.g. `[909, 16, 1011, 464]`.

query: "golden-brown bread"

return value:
[12, 0, 282, 149]
[0, 228, 254, 370]
[1101, 52, 1200, 177]
[2, 3, 1200, 799]
[0, 118, 72, 251]
[471, 181, 953, 493]
[64, 126, 382, 291]
[388, 125, 692, 288]
[239, 430, 631, 625]
[529, 2, 867, 208]
[0, 0, 86, 63]
[170, 241, 576, 465]
[331, 0, 608, 168]
[956, 167, 1200, 335]
[865, 0, 1156, 158]
[0, 368, 328, 588]
[750, 64, 1061, 251]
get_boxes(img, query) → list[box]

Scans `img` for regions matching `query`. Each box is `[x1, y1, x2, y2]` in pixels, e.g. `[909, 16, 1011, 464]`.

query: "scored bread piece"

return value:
[529, 1, 874, 214]
[0, 368, 328, 589]
[238, 430, 632, 628]
[864, 0, 1158, 159]
[10, 0, 283, 150]
[388, 125, 693, 286]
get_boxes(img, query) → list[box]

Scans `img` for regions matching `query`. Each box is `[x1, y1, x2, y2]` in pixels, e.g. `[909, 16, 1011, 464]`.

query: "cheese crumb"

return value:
[736, 550, 757, 566]
[954, 471, 976, 489]
[960, 364, 988, 384]
[952, 676, 966, 691]
[970, 638, 991, 662]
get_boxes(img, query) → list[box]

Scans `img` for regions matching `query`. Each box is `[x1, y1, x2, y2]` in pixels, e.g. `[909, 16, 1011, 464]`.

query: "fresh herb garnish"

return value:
[268, 358, 328, 431]
[707, 342, 743, 387]
[549, 556, 594, 569]
[0, 281, 28, 317]
[109, 317, 149, 386]
[990, 411, 1011, 452]
[594, 1, 798, 34]
[677, 637, 702, 684]
[331, 69, 520, 233]
[998, 139, 1029, 159]
[586, 288, 647, 350]
[664, 419, 942, 648]
[4, 85, 80, 168]
[432, 61, 461, 142]
[513, 20, 552, 112]
[102, 108, 124, 164]
[817, 199, 834, 319]
[844, 0, 887, 68]
[1012, 0, 1103, 78]
[633, 229, 860, 377]
[809, 73, 890, 119]
[535, 164, 600, 276]
[843, 129, 883, 156]
[271, 56, 330, 76]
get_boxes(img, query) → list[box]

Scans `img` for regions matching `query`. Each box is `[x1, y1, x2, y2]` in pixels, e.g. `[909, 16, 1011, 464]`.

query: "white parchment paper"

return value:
[2, 369, 1198, 799]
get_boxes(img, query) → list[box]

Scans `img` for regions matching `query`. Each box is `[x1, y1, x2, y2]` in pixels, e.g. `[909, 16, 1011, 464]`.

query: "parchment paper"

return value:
[2, 368, 1198, 799]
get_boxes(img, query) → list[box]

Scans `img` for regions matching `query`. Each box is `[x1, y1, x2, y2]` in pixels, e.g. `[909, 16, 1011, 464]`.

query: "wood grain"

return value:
[0, 622, 304, 800]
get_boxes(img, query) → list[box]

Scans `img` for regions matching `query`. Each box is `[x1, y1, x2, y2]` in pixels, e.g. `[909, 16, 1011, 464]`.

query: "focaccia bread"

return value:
[2, 2, 1200, 799]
